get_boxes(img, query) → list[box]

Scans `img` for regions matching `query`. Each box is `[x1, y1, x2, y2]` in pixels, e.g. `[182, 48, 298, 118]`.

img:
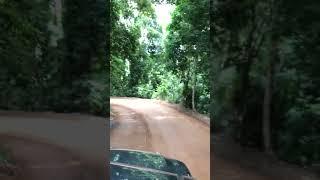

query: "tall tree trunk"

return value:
[182, 68, 191, 108]
[262, 35, 277, 154]
[209, 0, 216, 131]
[262, 60, 272, 153]
[192, 57, 197, 111]
[48, 0, 64, 47]
[192, 82, 195, 111]
[262, 0, 280, 154]
[238, 60, 251, 144]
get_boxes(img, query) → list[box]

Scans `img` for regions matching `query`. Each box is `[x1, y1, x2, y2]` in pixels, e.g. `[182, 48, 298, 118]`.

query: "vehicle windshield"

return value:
[111, 163, 178, 180]
[110, 149, 192, 177]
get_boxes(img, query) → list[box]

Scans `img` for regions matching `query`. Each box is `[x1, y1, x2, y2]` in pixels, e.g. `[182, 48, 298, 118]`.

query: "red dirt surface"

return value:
[111, 97, 319, 180]
[0, 111, 107, 180]
[0, 135, 104, 180]
[111, 97, 210, 180]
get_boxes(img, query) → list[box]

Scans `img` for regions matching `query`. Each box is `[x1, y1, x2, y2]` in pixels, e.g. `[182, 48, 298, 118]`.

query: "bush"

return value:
[0, 146, 14, 165]
[87, 73, 109, 116]
[151, 72, 184, 103]
[137, 82, 154, 98]
[278, 106, 320, 165]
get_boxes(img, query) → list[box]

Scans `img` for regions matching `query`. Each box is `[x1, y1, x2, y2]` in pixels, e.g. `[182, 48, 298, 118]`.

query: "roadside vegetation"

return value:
[0, 0, 109, 116]
[112, 0, 319, 170]
[210, 0, 320, 167]
[0, 146, 10, 163]
[0, 0, 319, 172]
[0, 145, 15, 176]
[111, 0, 210, 114]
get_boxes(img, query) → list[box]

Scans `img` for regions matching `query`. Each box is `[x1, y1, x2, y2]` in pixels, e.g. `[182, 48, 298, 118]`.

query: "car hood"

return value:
[110, 149, 192, 177]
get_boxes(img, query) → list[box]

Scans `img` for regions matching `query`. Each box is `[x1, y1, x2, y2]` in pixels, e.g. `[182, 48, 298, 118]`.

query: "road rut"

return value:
[110, 97, 210, 180]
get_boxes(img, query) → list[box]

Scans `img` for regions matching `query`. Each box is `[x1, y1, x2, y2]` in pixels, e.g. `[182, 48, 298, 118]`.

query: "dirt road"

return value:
[0, 111, 107, 180]
[110, 97, 210, 180]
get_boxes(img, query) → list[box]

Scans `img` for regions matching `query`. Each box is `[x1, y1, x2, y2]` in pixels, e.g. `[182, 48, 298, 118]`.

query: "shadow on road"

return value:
[0, 135, 105, 180]
[212, 133, 319, 180]
[0, 111, 108, 180]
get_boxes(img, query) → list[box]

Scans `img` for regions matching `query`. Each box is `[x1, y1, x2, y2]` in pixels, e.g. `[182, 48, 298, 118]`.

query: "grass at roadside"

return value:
[0, 146, 11, 163]
[0, 145, 17, 176]
[110, 109, 117, 119]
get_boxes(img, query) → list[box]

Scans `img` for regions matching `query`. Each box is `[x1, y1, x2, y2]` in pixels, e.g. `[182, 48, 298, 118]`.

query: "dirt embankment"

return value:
[153, 99, 210, 126]
[212, 133, 320, 180]
[0, 111, 108, 180]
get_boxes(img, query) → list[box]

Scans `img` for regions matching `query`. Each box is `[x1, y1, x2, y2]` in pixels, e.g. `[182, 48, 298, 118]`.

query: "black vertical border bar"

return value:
[209, 0, 214, 179]
[106, 0, 111, 179]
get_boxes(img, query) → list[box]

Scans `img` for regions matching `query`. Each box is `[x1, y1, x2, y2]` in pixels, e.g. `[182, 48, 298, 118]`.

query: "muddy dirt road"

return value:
[110, 97, 210, 180]
[0, 111, 107, 180]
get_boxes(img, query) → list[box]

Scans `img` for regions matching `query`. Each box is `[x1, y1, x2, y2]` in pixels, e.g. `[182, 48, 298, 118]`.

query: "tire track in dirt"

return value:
[111, 104, 153, 151]
[110, 97, 210, 180]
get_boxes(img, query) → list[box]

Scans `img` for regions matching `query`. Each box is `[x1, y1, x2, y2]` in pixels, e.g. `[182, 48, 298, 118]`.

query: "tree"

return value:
[210, 0, 320, 165]
[165, 0, 210, 113]
[0, 0, 109, 116]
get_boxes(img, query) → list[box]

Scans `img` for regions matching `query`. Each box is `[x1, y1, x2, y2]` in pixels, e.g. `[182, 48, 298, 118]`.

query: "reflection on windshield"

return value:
[111, 163, 178, 180]
[110, 150, 191, 176]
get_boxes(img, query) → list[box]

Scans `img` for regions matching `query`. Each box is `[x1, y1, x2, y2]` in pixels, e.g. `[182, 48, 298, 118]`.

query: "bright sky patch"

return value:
[154, 3, 175, 36]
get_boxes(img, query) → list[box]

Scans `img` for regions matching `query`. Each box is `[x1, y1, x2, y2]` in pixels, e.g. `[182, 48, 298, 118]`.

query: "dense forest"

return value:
[111, 0, 210, 114]
[112, 0, 319, 168]
[1, 0, 319, 170]
[210, 0, 320, 166]
[0, 0, 109, 116]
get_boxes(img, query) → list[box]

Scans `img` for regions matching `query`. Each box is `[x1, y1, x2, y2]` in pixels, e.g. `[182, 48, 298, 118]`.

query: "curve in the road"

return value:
[111, 104, 153, 151]
[110, 97, 210, 180]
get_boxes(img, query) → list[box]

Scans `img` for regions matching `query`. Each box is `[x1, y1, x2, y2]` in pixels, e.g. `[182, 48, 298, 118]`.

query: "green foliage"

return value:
[0, 0, 109, 116]
[60, 0, 108, 115]
[210, 0, 320, 165]
[111, 0, 147, 97]
[87, 72, 109, 116]
[279, 106, 320, 165]
[212, 67, 237, 126]
[151, 71, 184, 103]
[0, 146, 14, 164]
[111, 0, 210, 114]
[165, 0, 210, 113]
[0, 0, 51, 110]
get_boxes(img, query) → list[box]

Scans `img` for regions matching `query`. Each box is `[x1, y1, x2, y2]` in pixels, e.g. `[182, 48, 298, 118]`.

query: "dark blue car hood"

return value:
[110, 149, 193, 179]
